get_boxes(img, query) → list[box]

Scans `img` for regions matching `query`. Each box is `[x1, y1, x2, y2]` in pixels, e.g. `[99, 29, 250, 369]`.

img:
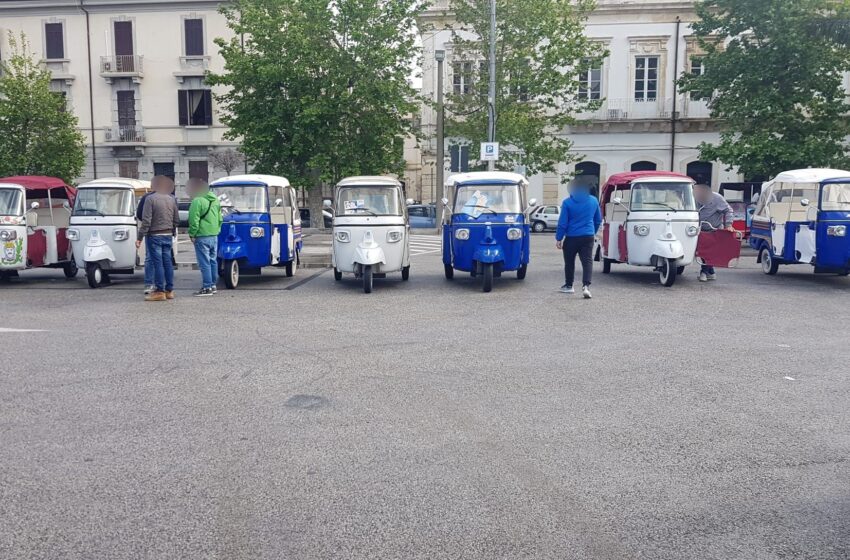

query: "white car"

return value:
[529, 204, 561, 232]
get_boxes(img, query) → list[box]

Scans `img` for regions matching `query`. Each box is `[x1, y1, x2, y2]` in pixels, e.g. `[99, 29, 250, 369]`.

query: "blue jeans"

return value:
[701, 265, 715, 275]
[194, 236, 218, 289]
[149, 235, 174, 292]
[143, 236, 154, 285]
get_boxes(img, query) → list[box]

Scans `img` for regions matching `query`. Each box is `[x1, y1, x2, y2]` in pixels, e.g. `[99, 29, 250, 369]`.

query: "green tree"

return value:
[445, 0, 604, 178]
[207, 0, 423, 189]
[679, 0, 850, 179]
[0, 33, 86, 183]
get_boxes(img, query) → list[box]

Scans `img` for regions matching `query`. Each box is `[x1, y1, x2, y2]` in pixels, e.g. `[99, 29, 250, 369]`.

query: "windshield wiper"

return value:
[223, 206, 243, 214]
[466, 204, 497, 214]
[643, 202, 678, 212]
[350, 207, 378, 216]
[78, 208, 104, 216]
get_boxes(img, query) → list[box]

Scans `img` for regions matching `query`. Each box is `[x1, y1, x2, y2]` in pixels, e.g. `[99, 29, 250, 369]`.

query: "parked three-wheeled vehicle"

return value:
[0, 176, 78, 281]
[210, 175, 302, 289]
[67, 177, 151, 288]
[332, 176, 410, 293]
[441, 172, 535, 292]
[750, 168, 850, 276]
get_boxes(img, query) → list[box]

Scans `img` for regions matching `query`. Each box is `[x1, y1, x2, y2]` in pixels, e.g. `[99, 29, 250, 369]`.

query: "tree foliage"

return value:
[207, 0, 424, 188]
[445, 0, 603, 178]
[0, 33, 86, 183]
[679, 0, 850, 179]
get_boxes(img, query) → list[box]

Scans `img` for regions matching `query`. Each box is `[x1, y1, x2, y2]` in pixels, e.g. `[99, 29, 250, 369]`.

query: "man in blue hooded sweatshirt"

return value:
[555, 183, 602, 298]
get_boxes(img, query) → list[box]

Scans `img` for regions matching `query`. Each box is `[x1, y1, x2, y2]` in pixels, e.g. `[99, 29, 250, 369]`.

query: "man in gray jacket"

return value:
[135, 176, 179, 301]
[694, 183, 735, 282]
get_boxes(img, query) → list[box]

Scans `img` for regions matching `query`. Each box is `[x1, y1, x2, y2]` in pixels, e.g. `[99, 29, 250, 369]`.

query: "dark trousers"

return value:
[562, 235, 594, 287]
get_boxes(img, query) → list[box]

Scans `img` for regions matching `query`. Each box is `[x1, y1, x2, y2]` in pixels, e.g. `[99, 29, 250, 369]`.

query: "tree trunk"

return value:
[307, 184, 326, 230]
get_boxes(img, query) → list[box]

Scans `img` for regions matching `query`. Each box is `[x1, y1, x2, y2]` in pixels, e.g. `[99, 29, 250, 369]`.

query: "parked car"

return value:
[528, 204, 560, 232]
[177, 199, 191, 228]
[299, 208, 333, 228]
[407, 203, 437, 228]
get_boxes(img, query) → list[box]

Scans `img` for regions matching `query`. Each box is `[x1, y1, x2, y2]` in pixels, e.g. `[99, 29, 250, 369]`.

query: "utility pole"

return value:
[487, 0, 497, 171]
[435, 49, 446, 229]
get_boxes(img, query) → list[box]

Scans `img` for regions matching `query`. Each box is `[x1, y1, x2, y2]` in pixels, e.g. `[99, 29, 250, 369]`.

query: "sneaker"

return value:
[706, 273, 717, 281]
[210, 285, 218, 295]
[145, 291, 166, 302]
[698, 272, 708, 282]
[143, 285, 155, 294]
[582, 285, 592, 299]
[165, 291, 175, 300]
[559, 284, 575, 294]
[194, 288, 213, 297]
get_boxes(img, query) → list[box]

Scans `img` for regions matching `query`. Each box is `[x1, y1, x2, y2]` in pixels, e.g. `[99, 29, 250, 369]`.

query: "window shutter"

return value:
[178, 90, 188, 126]
[450, 145, 459, 172]
[184, 19, 204, 56]
[45, 23, 64, 59]
[203, 90, 212, 125]
[460, 146, 469, 172]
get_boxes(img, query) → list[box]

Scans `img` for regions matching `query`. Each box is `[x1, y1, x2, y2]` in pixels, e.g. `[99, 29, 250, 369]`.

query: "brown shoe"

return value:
[165, 291, 175, 300]
[145, 291, 167, 302]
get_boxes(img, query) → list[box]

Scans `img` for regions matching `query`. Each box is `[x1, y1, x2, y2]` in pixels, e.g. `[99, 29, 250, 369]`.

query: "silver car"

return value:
[529, 204, 560, 233]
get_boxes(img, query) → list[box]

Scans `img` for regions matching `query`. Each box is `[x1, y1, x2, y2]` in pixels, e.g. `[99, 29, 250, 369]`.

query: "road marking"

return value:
[0, 328, 46, 333]
[409, 235, 441, 256]
[784, 376, 796, 381]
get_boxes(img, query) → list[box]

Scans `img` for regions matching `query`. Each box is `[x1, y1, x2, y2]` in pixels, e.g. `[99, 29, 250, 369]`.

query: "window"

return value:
[454, 184, 522, 216]
[118, 160, 139, 179]
[631, 160, 657, 172]
[408, 206, 429, 218]
[336, 186, 402, 216]
[188, 160, 208, 181]
[45, 22, 64, 59]
[630, 183, 696, 212]
[184, 18, 204, 56]
[634, 56, 659, 101]
[178, 89, 212, 126]
[544, 206, 559, 214]
[689, 57, 710, 101]
[117, 90, 136, 128]
[153, 162, 175, 180]
[73, 188, 135, 217]
[578, 61, 602, 101]
[452, 61, 473, 95]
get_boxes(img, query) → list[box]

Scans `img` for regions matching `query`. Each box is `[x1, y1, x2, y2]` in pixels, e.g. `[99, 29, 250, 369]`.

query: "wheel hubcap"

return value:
[231, 263, 239, 283]
[94, 268, 101, 283]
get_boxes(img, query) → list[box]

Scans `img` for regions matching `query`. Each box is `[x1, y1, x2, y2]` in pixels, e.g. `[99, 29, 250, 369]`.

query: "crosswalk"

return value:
[409, 234, 442, 256]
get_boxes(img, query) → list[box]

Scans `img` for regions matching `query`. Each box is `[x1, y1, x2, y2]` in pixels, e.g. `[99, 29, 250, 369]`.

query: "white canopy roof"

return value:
[771, 169, 850, 184]
[336, 176, 401, 187]
[212, 174, 291, 188]
[445, 171, 528, 187]
[80, 177, 151, 190]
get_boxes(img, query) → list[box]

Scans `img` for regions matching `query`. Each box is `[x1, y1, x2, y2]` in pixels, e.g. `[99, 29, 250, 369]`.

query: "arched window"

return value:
[631, 160, 657, 172]
[686, 161, 713, 186]
[573, 161, 601, 197]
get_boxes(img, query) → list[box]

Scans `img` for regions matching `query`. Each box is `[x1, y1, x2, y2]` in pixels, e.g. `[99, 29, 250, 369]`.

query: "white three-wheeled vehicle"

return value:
[67, 178, 151, 287]
[332, 176, 410, 293]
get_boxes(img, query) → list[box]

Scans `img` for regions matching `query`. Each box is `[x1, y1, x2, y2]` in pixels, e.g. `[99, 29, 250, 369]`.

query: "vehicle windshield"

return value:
[0, 189, 23, 216]
[212, 185, 267, 213]
[73, 188, 134, 217]
[336, 186, 402, 216]
[821, 183, 850, 211]
[630, 182, 696, 212]
[454, 184, 522, 217]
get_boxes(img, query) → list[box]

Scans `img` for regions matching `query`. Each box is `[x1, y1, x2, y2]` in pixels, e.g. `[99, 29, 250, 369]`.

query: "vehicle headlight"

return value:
[455, 228, 470, 240]
[0, 229, 17, 241]
[686, 225, 699, 237]
[113, 228, 129, 241]
[387, 230, 402, 243]
[335, 230, 351, 243]
[507, 227, 522, 240]
[66, 228, 79, 241]
[250, 226, 265, 238]
[634, 225, 650, 236]
[828, 225, 847, 237]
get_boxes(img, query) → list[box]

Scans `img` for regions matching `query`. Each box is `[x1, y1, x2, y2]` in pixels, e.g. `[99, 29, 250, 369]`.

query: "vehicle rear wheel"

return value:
[444, 264, 454, 280]
[223, 259, 239, 289]
[482, 263, 494, 293]
[517, 264, 527, 280]
[677, 265, 686, 276]
[659, 258, 677, 287]
[401, 266, 410, 281]
[85, 262, 103, 288]
[602, 259, 612, 274]
[760, 246, 779, 275]
[333, 267, 342, 281]
[285, 254, 296, 277]
[63, 259, 78, 278]
[363, 265, 373, 294]
[532, 221, 546, 233]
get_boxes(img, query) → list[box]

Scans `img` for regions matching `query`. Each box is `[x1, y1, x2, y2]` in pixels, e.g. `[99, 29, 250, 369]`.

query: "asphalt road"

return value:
[1, 235, 849, 559]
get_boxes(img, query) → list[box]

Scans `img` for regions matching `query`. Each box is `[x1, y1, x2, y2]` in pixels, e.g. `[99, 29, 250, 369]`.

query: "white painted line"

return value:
[0, 328, 46, 333]
[784, 376, 796, 381]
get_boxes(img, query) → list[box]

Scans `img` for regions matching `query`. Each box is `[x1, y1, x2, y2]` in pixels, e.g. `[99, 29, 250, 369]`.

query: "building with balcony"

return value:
[0, 0, 240, 193]
[416, 0, 744, 204]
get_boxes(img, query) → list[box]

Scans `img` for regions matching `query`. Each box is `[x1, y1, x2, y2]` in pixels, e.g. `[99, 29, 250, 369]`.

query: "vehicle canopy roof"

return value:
[336, 175, 402, 188]
[211, 174, 291, 188]
[768, 168, 850, 186]
[79, 177, 151, 191]
[446, 171, 528, 188]
[0, 175, 76, 204]
[600, 171, 693, 204]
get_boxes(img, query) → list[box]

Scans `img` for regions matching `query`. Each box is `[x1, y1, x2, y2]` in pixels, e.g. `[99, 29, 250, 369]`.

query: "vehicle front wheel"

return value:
[677, 265, 686, 276]
[444, 264, 454, 280]
[532, 221, 546, 233]
[85, 262, 103, 288]
[517, 264, 527, 280]
[401, 266, 410, 281]
[659, 258, 677, 287]
[760, 246, 779, 275]
[363, 265, 373, 294]
[482, 263, 494, 293]
[223, 259, 240, 289]
[63, 259, 78, 278]
[334, 267, 342, 281]
[602, 259, 612, 274]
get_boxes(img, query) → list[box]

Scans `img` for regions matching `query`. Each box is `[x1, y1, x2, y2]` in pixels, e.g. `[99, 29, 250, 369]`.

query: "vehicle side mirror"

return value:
[441, 197, 449, 207]
[30, 201, 40, 210]
[613, 198, 630, 214]
[274, 198, 283, 207]
[800, 198, 810, 207]
[528, 198, 538, 207]
[405, 198, 414, 205]
[322, 199, 332, 208]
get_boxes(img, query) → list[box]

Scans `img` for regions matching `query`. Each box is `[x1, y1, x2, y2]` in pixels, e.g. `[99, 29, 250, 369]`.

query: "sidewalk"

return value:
[300, 230, 332, 269]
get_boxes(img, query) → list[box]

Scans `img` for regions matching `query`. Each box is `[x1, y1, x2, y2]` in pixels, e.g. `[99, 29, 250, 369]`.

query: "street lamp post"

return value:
[435, 49, 446, 231]
[487, 0, 497, 172]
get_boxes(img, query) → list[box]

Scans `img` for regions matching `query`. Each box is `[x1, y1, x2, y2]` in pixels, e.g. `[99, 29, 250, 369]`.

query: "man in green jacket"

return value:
[187, 178, 222, 296]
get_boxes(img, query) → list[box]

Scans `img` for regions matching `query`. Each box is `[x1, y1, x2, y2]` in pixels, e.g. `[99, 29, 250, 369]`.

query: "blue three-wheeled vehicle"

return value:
[210, 175, 302, 289]
[441, 172, 536, 292]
